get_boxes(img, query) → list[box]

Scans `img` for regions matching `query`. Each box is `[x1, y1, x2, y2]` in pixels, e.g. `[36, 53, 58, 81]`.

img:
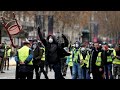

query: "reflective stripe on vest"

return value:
[41, 47, 45, 61]
[113, 58, 120, 64]
[107, 48, 115, 62]
[80, 51, 90, 68]
[73, 48, 81, 62]
[18, 46, 33, 65]
[112, 49, 120, 64]
[68, 51, 73, 66]
[107, 56, 112, 62]
[7, 49, 11, 57]
[95, 52, 102, 66]
[85, 51, 90, 68]
[112, 49, 116, 56]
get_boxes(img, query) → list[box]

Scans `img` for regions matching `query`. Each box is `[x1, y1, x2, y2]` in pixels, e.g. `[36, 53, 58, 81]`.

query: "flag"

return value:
[1, 12, 21, 48]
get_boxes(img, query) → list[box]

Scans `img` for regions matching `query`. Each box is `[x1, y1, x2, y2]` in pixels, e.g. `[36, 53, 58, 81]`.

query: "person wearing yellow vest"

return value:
[95, 44, 107, 79]
[15, 40, 34, 79]
[72, 41, 83, 79]
[112, 45, 120, 79]
[104, 44, 115, 79]
[3, 44, 7, 70]
[5, 46, 12, 70]
[66, 47, 74, 76]
[39, 45, 49, 79]
[61, 47, 71, 77]
[91, 42, 105, 79]
[80, 45, 90, 79]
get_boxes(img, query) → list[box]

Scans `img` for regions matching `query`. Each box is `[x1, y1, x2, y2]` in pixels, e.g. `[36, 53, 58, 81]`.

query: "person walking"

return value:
[80, 45, 90, 79]
[112, 44, 120, 79]
[72, 41, 83, 79]
[39, 44, 49, 79]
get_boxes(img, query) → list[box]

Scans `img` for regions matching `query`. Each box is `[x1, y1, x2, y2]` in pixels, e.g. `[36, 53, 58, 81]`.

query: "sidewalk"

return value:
[9, 57, 16, 66]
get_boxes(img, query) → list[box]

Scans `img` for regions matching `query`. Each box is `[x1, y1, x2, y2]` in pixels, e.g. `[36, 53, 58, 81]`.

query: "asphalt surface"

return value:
[0, 65, 72, 79]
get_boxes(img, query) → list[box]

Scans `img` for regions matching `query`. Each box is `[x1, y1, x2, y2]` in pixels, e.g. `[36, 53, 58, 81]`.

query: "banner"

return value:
[1, 12, 21, 48]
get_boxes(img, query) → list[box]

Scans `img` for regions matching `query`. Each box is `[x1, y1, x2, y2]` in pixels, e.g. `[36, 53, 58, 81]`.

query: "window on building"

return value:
[20, 12, 23, 22]
[26, 17, 29, 22]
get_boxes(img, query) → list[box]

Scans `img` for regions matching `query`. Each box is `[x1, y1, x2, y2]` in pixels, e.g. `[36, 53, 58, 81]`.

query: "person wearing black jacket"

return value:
[0, 43, 6, 73]
[37, 27, 70, 79]
[103, 44, 113, 79]
[32, 41, 43, 79]
[91, 42, 106, 79]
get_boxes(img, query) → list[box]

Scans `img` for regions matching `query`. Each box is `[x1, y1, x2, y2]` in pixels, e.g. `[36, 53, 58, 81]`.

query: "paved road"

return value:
[0, 66, 72, 79]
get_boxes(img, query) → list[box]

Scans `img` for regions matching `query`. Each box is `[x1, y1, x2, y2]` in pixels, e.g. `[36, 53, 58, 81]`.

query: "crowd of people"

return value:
[13, 27, 120, 79]
[0, 26, 120, 79]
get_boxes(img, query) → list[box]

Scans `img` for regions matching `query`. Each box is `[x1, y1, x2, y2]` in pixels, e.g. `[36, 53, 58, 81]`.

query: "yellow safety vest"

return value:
[41, 47, 45, 61]
[107, 56, 112, 62]
[84, 51, 90, 68]
[112, 48, 120, 64]
[7, 49, 11, 57]
[95, 52, 102, 66]
[80, 51, 90, 68]
[4, 45, 7, 58]
[73, 48, 83, 63]
[68, 51, 73, 67]
[18, 46, 33, 65]
[112, 49, 120, 64]
[107, 48, 115, 62]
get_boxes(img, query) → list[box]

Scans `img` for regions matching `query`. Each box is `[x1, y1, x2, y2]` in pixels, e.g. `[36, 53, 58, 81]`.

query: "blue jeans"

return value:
[72, 62, 82, 79]
[81, 67, 90, 79]
[104, 64, 113, 79]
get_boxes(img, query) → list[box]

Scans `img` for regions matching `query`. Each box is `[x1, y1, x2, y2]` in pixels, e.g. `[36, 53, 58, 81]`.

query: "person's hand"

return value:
[80, 60, 84, 64]
[62, 34, 66, 38]
[99, 68, 102, 72]
[20, 61, 25, 64]
[38, 26, 40, 30]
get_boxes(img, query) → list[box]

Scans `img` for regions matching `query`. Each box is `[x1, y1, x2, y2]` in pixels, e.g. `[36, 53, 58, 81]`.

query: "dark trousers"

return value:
[62, 65, 68, 76]
[0, 57, 5, 72]
[4, 57, 9, 70]
[19, 72, 33, 79]
[69, 66, 72, 76]
[52, 62, 65, 79]
[33, 65, 40, 79]
[45, 62, 52, 74]
[104, 64, 113, 79]
[39, 61, 49, 79]
[92, 66, 104, 79]
[15, 63, 20, 79]
[18, 65, 34, 79]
